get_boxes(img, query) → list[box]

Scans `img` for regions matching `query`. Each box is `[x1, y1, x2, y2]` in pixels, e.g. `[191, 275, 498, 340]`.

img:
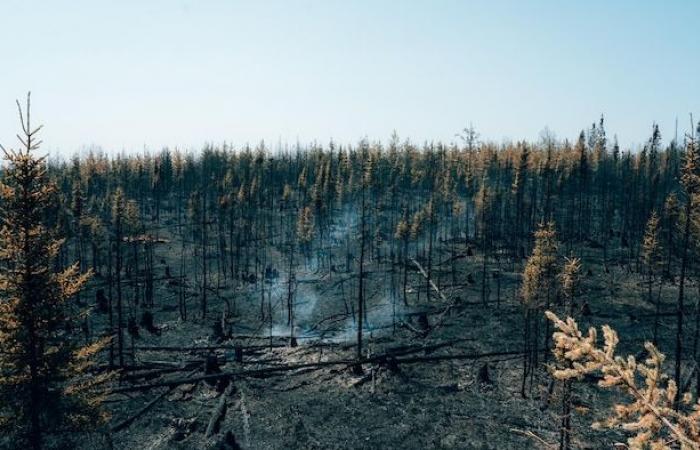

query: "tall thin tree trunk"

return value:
[675, 198, 692, 406]
[357, 179, 366, 366]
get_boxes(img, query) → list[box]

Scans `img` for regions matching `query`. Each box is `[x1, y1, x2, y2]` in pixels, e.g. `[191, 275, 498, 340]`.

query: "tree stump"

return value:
[205, 354, 221, 375]
[96, 289, 108, 313]
[417, 313, 430, 333]
[477, 363, 492, 384]
[127, 317, 140, 338]
[140, 311, 159, 335]
[581, 301, 591, 316]
[218, 431, 242, 450]
[212, 320, 225, 342]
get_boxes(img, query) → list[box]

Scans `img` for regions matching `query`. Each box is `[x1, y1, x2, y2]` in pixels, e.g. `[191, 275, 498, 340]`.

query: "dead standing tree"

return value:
[112, 187, 126, 368]
[355, 143, 370, 371]
[675, 126, 700, 406]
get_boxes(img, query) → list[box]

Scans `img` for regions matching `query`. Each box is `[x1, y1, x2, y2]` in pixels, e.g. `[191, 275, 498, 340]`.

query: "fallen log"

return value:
[381, 338, 474, 357]
[349, 373, 372, 388]
[121, 357, 282, 381]
[408, 257, 466, 337]
[205, 383, 235, 438]
[110, 359, 358, 393]
[233, 334, 337, 342]
[410, 258, 448, 302]
[111, 366, 200, 432]
[436, 252, 470, 266]
[422, 304, 462, 337]
[385, 349, 542, 365]
[109, 348, 542, 393]
[399, 319, 427, 336]
[122, 365, 197, 381]
[136, 344, 283, 352]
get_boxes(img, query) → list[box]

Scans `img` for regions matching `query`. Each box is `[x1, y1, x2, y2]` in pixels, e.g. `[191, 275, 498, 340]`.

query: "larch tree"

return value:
[641, 211, 663, 345]
[0, 94, 109, 449]
[355, 142, 370, 369]
[546, 311, 700, 449]
[574, 132, 590, 242]
[557, 256, 581, 450]
[474, 179, 492, 305]
[512, 143, 529, 259]
[111, 187, 126, 368]
[663, 193, 679, 279]
[296, 205, 315, 264]
[394, 211, 410, 307]
[520, 221, 558, 396]
[674, 128, 700, 406]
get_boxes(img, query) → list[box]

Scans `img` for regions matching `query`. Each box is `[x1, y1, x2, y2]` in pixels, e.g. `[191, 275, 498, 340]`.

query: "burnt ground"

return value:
[72, 217, 696, 450]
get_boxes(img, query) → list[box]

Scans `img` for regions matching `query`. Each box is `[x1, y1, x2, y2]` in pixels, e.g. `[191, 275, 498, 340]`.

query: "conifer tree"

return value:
[574, 132, 590, 241]
[394, 211, 410, 306]
[546, 311, 700, 449]
[674, 129, 700, 405]
[475, 180, 492, 305]
[356, 143, 370, 368]
[557, 257, 581, 450]
[285, 211, 298, 345]
[512, 144, 529, 258]
[520, 221, 558, 395]
[111, 187, 126, 368]
[0, 94, 108, 449]
[663, 193, 679, 278]
[642, 211, 663, 345]
[296, 205, 315, 262]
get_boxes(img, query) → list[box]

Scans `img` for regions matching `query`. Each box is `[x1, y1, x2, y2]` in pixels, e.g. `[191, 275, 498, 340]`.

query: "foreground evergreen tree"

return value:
[546, 311, 700, 449]
[0, 94, 109, 449]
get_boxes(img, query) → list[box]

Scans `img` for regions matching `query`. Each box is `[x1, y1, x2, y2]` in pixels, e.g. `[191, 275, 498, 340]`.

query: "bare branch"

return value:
[15, 99, 28, 136]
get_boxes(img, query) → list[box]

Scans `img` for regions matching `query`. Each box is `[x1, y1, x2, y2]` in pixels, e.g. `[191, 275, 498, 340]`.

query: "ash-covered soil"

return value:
[75, 220, 691, 450]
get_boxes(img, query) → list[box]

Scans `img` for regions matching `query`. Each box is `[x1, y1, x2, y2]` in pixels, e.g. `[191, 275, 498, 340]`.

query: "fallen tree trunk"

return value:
[122, 365, 198, 381]
[381, 338, 473, 357]
[135, 344, 283, 352]
[110, 359, 362, 393]
[411, 258, 448, 302]
[121, 358, 284, 381]
[408, 257, 467, 337]
[205, 383, 235, 438]
[111, 366, 200, 432]
[109, 348, 542, 394]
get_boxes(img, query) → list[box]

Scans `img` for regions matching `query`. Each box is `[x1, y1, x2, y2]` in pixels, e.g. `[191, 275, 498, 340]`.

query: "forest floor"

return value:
[76, 219, 696, 450]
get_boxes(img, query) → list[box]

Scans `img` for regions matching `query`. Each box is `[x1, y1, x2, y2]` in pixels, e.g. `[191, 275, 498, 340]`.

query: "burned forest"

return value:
[2, 94, 700, 450]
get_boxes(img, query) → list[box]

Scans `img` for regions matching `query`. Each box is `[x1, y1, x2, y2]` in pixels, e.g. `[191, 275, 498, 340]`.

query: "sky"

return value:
[0, 0, 698, 156]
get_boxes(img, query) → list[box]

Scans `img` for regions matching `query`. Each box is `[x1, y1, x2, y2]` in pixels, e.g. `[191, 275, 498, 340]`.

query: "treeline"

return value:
[47, 120, 689, 289]
[42, 119, 699, 378]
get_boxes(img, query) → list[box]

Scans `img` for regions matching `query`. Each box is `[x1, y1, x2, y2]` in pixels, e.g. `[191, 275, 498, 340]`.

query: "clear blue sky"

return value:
[1, 0, 698, 155]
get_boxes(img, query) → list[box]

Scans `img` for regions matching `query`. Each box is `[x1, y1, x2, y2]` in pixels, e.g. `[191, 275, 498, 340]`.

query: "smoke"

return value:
[330, 208, 359, 244]
[320, 284, 408, 344]
[259, 206, 409, 343]
[263, 274, 320, 339]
